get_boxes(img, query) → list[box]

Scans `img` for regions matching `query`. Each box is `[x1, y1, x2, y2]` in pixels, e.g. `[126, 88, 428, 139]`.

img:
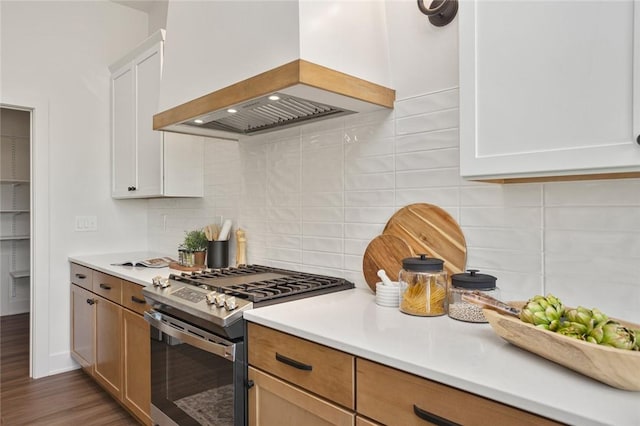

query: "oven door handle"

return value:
[144, 311, 236, 361]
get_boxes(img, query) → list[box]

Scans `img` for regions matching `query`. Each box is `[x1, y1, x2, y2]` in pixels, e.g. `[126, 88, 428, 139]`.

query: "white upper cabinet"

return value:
[459, 1, 640, 181]
[111, 30, 204, 198]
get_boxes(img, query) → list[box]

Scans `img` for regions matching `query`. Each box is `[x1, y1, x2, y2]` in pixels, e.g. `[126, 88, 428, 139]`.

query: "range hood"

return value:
[154, 1, 395, 140]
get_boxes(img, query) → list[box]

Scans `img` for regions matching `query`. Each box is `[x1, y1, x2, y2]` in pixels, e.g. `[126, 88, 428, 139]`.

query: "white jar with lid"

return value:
[448, 269, 499, 323]
[398, 254, 447, 317]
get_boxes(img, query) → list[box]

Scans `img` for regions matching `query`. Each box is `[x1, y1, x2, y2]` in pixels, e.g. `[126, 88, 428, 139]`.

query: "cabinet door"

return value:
[248, 367, 354, 426]
[122, 309, 151, 426]
[460, 0, 640, 180]
[111, 64, 136, 197]
[70, 284, 95, 373]
[134, 43, 163, 197]
[356, 358, 561, 426]
[94, 295, 123, 398]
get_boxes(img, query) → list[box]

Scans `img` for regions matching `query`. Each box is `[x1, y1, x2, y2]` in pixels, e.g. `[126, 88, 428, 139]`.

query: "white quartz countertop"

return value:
[68, 254, 639, 425]
[69, 252, 180, 286]
[244, 288, 640, 426]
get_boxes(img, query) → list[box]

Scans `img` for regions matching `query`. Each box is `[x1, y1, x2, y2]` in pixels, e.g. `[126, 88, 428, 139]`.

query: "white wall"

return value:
[1, 1, 149, 375]
[148, 0, 640, 324]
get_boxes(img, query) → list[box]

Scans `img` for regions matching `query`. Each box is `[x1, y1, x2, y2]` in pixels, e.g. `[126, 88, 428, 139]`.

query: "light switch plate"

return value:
[75, 215, 98, 232]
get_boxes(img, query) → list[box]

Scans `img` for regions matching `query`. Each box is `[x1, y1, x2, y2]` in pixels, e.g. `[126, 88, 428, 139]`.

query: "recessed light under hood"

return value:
[153, 60, 395, 141]
[184, 92, 352, 136]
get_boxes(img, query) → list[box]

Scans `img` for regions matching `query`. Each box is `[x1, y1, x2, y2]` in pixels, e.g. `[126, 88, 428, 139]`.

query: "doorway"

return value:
[0, 107, 31, 317]
[0, 99, 49, 379]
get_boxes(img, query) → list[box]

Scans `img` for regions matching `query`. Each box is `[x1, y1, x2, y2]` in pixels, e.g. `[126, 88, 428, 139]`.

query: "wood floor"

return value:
[0, 313, 139, 425]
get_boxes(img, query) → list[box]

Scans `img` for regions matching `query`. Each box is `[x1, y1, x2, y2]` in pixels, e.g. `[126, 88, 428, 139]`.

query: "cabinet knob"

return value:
[636, 135, 640, 145]
[86, 299, 95, 305]
[127, 186, 137, 191]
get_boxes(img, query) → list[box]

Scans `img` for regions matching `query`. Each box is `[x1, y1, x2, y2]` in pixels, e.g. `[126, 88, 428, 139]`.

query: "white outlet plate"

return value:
[75, 215, 98, 232]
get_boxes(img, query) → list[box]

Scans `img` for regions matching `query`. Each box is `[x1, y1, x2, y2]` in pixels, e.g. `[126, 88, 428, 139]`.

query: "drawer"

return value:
[248, 323, 355, 410]
[356, 359, 562, 426]
[92, 271, 122, 304]
[121, 280, 150, 315]
[70, 263, 93, 290]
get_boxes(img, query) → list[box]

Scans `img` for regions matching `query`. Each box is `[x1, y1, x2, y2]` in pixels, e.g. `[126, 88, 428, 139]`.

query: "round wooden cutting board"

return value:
[383, 203, 466, 278]
[362, 234, 414, 293]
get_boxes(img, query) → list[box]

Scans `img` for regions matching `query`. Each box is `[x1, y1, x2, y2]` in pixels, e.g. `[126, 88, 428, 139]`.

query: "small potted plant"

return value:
[180, 229, 208, 267]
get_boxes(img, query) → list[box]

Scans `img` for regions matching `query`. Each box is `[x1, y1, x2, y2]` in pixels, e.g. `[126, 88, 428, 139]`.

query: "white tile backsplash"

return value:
[147, 88, 640, 322]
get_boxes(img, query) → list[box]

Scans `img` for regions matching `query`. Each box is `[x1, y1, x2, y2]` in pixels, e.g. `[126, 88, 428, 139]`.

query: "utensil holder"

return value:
[207, 240, 229, 269]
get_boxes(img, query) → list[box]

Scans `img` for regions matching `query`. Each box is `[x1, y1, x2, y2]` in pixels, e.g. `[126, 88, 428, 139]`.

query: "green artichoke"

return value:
[594, 320, 636, 349]
[519, 294, 565, 331]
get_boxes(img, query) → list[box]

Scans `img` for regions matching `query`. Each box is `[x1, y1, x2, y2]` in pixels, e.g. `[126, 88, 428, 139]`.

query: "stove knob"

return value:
[224, 296, 237, 311]
[214, 294, 226, 308]
[152, 276, 170, 288]
[205, 292, 217, 305]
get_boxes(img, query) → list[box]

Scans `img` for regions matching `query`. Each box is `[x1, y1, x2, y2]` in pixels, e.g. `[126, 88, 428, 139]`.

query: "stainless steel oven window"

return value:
[145, 312, 246, 426]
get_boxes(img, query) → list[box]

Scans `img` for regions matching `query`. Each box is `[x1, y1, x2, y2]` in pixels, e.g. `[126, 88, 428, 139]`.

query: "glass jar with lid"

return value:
[448, 269, 498, 323]
[398, 254, 447, 316]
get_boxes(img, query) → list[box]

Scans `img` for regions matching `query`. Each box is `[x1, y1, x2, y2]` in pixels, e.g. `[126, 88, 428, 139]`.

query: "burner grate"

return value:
[168, 265, 354, 305]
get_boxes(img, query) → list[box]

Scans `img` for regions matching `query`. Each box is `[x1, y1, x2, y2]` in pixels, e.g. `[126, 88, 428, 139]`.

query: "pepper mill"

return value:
[235, 228, 247, 266]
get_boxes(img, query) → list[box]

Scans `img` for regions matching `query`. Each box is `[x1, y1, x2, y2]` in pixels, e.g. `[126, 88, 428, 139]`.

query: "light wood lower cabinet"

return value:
[357, 358, 562, 426]
[70, 284, 95, 373]
[70, 264, 151, 425]
[248, 323, 564, 426]
[355, 416, 382, 426]
[122, 308, 151, 425]
[94, 295, 123, 398]
[248, 367, 354, 426]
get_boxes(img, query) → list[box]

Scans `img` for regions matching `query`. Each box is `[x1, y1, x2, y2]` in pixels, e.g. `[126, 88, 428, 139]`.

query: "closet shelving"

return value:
[1, 125, 31, 313]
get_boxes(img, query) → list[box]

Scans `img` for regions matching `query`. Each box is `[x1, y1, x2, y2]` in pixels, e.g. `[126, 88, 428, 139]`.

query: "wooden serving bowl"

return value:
[483, 305, 640, 391]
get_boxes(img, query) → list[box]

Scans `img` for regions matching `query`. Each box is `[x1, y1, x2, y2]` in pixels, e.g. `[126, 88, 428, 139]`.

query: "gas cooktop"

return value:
[142, 265, 354, 334]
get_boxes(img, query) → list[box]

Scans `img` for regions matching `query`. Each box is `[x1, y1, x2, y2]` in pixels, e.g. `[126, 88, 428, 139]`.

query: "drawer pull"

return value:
[75, 273, 87, 279]
[99, 283, 112, 290]
[275, 352, 313, 371]
[131, 296, 146, 304]
[86, 299, 95, 305]
[413, 404, 461, 426]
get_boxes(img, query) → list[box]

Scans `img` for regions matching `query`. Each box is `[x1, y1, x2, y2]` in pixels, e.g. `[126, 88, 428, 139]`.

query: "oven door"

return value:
[144, 311, 245, 426]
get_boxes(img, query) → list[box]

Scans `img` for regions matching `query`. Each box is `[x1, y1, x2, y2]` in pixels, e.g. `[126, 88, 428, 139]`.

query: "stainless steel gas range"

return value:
[142, 264, 354, 426]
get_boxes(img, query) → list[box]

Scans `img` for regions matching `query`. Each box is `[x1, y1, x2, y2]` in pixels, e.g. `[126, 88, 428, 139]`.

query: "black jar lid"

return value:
[402, 254, 444, 272]
[451, 269, 497, 289]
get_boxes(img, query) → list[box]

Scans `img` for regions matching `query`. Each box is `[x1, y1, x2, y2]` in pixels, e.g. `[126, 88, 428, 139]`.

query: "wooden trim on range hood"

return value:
[153, 59, 395, 131]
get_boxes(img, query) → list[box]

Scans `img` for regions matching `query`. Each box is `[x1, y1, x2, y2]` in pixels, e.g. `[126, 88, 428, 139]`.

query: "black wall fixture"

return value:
[417, 0, 458, 27]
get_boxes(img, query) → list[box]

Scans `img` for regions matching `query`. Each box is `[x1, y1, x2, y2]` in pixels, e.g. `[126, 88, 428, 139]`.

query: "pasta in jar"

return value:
[399, 255, 447, 317]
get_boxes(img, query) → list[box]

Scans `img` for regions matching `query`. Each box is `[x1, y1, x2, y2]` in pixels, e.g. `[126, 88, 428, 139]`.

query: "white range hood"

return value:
[154, 0, 395, 140]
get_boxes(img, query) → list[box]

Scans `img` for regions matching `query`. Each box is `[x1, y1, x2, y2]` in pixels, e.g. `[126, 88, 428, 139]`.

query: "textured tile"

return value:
[461, 207, 541, 229]
[545, 230, 640, 258]
[396, 168, 460, 188]
[302, 236, 343, 253]
[545, 275, 640, 323]
[345, 206, 396, 224]
[466, 248, 542, 274]
[544, 178, 640, 206]
[345, 154, 395, 175]
[345, 190, 395, 207]
[395, 88, 459, 118]
[395, 187, 459, 209]
[396, 108, 458, 135]
[302, 206, 343, 223]
[345, 172, 394, 191]
[302, 222, 344, 238]
[396, 128, 459, 153]
[302, 250, 343, 269]
[463, 227, 541, 252]
[545, 206, 640, 231]
[395, 148, 459, 171]
[461, 184, 542, 207]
